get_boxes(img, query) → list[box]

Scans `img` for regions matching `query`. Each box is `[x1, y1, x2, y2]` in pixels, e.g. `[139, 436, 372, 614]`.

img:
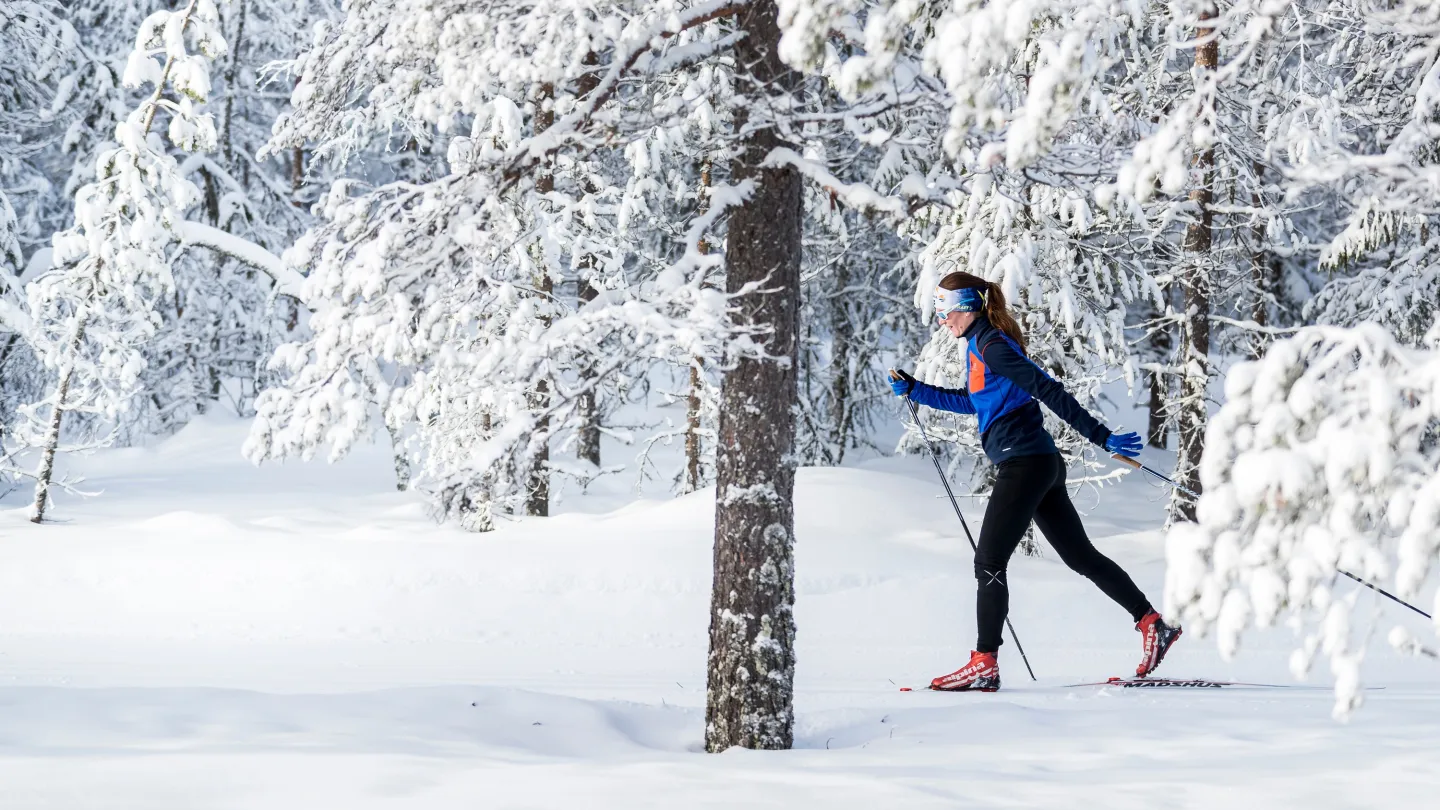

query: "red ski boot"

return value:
[1135, 611, 1183, 677]
[930, 651, 1000, 692]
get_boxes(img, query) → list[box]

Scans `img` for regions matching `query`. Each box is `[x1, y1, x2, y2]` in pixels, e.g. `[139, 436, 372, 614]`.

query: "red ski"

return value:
[901, 678, 1279, 691]
[899, 677, 1378, 691]
[1066, 677, 1349, 689]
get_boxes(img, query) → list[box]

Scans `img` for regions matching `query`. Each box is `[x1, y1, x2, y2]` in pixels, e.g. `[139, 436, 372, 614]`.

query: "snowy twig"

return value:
[176, 221, 304, 299]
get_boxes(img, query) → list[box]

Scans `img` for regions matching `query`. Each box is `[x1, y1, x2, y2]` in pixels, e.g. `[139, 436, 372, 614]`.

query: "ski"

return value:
[896, 685, 996, 692]
[1068, 677, 1252, 689]
[903, 679, 1284, 691]
[899, 677, 1380, 691]
[1066, 677, 1357, 690]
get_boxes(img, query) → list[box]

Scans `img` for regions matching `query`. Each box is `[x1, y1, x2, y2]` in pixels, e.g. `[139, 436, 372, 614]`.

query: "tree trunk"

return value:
[1146, 371, 1169, 449]
[31, 317, 87, 524]
[684, 360, 705, 493]
[683, 156, 715, 494]
[464, 412, 496, 531]
[828, 256, 853, 464]
[1248, 161, 1277, 361]
[1174, 9, 1218, 523]
[388, 423, 410, 491]
[291, 145, 305, 200]
[705, 0, 802, 753]
[575, 280, 602, 469]
[220, 0, 247, 168]
[572, 54, 604, 472]
[1146, 283, 1173, 450]
[525, 276, 552, 518]
[526, 84, 556, 518]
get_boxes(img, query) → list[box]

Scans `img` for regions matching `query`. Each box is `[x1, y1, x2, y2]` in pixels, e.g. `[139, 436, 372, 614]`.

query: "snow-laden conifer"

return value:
[1167, 323, 1440, 716]
[22, 0, 228, 522]
[778, 2, 1163, 486]
[248, 1, 754, 525]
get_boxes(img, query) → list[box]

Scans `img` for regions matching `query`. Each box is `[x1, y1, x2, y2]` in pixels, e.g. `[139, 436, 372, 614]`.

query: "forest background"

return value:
[2, 0, 1439, 748]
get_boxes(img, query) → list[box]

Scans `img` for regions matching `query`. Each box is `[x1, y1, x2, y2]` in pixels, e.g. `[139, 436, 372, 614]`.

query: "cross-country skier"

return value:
[890, 271, 1182, 691]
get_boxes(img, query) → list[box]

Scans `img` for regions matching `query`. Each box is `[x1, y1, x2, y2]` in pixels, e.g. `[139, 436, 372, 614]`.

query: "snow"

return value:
[176, 221, 301, 298]
[1, 414, 1437, 808]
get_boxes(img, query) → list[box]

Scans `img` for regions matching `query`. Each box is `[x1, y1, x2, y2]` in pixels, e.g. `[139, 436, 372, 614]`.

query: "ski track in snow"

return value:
[1, 415, 1437, 808]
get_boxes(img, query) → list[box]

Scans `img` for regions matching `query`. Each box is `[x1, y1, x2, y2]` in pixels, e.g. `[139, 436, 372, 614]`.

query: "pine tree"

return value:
[1173, 5, 1219, 523]
[0, 2, 76, 437]
[1168, 323, 1440, 717]
[24, 0, 233, 522]
[705, 0, 803, 754]
[246, 1, 755, 530]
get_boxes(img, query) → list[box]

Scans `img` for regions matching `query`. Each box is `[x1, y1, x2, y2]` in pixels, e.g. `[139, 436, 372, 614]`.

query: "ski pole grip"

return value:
[888, 368, 901, 382]
[1110, 453, 1142, 470]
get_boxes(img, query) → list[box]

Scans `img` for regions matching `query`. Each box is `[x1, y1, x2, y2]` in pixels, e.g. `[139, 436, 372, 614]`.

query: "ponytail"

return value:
[982, 281, 1027, 354]
[937, 271, 1028, 353]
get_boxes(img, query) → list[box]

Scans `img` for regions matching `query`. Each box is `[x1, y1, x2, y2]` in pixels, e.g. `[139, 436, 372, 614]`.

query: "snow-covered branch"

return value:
[500, 0, 749, 189]
[1167, 324, 1440, 717]
[763, 147, 932, 218]
[177, 221, 303, 299]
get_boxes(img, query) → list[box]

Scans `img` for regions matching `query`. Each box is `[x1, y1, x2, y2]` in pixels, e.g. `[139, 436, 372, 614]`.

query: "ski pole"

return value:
[1109, 454, 1433, 620]
[892, 371, 1038, 681]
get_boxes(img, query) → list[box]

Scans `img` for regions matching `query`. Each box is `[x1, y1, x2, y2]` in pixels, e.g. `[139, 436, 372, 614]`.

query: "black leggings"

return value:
[974, 453, 1151, 653]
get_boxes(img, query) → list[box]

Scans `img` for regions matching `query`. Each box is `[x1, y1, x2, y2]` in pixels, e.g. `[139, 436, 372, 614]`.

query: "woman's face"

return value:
[943, 309, 977, 338]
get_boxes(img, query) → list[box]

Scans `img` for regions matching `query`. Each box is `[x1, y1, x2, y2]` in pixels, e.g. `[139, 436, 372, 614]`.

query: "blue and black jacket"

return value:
[909, 316, 1112, 465]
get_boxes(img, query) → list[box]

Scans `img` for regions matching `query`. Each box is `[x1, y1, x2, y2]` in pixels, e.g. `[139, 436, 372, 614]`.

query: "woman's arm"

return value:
[910, 381, 977, 415]
[977, 336, 1110, 446]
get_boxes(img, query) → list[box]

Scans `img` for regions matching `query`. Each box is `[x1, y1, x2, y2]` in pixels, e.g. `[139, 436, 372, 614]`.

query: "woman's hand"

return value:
[889, 369, 916, 397]
[1104, 431, 1144, 458]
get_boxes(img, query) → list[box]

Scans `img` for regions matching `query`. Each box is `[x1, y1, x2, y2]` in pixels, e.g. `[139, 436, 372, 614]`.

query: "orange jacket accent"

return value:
[968, 350, 987, 393]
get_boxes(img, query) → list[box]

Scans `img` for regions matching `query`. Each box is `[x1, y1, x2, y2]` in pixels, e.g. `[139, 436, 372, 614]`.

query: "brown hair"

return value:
[938, 271, 1027, 353]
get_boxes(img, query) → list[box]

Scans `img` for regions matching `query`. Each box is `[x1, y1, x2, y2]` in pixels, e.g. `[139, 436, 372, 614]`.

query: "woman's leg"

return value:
[973, 456, 1053, 653]
[1031, 455, 1152, 622]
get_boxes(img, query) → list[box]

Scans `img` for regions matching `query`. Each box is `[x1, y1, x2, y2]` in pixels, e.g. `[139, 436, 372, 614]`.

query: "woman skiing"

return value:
[889, 271, 1181, 691]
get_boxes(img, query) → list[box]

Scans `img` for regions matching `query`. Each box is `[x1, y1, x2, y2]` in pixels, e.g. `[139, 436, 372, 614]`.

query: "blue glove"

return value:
[889, 369, 916, 397]
[1105, 431, 1143, 458]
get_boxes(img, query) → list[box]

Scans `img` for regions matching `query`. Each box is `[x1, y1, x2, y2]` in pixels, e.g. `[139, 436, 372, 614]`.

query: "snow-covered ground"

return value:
[1, 415, 1436, 809]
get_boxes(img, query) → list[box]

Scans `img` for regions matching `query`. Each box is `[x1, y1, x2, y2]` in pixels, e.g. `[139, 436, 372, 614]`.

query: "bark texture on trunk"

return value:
[526, 85, 556, 518]
[525, 273, 553, 518]
[575, 280, 602, 469]
[388, 423, 410, 491]
[1248, 162, 1279, 361]
[705, 0, 802, 754]
[828, 257, 853, 464]
[573, 54, 604, 472]
[684, 359, 705, 493]
[1175, 11, 1218, 523]
[683, 156, 714, 494]
[1146, 283, 1173, 450]
[1146, 369, 1169, 449]
[220, 0, 247, 168]
[31, 317, 87, 524]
